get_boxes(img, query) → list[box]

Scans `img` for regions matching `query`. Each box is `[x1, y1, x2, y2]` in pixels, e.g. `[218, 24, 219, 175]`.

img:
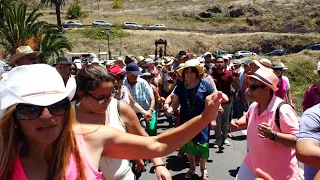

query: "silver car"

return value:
[92, 20, 113, 27]
[122, 22, 142, 30]
[62, 21, 83, 28]
[234, 51, 257, 59]
[149, 24, 165, 30]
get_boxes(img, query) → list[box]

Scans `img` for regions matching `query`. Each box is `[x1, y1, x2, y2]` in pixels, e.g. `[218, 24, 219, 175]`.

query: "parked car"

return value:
[212, 50, 229, 57]
[305, 44, 320, 50]
[149, 24, 165, 30]
[122, 22, 142, 30]
[234, 51, 257, 59]
[62, 21, 83, 28]
[92, 20, 112, 27]
[266, 49, 286, 56]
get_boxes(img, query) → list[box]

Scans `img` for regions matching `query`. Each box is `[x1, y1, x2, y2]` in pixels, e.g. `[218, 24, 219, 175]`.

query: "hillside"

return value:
[39, 0, 320, 31]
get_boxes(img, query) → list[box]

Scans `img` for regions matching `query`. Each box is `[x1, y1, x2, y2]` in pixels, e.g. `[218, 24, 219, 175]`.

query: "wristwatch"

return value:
[149, 108, 154, 111]
[270, 131, 277, 141]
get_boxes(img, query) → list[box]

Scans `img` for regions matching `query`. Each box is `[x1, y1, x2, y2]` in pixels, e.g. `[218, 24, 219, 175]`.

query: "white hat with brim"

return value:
[0, 64, 76, 119]
[177, 59, 204, 76]
[272, 62, 288, 70]
[248, 67, 279, 92]
[161, 58, 174, 66]
[9, 46, 41, 65]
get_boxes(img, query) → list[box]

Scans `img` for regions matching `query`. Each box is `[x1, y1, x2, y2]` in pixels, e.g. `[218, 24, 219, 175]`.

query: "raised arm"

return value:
[98, 92, 223, 160]
[119, 101, 170, 178]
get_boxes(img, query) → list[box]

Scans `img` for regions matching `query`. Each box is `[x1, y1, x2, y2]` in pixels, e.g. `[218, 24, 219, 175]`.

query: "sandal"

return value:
[185, 168, 196, 178]
[201, 168, 209, 180]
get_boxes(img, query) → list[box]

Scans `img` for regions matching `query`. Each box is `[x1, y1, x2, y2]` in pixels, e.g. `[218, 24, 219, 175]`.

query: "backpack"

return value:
[275, 101, 287, 132]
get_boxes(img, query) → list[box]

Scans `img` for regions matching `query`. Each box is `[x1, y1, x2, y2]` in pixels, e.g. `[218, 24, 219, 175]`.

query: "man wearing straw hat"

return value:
[231, 67, 300, 180]
[1, 46, 41, 84]
[9, 46, 41, 67]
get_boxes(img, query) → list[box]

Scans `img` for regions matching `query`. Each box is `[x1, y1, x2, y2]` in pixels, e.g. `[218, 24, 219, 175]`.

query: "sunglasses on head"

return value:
[15, 98, 70, 120]
[249, 84, 267, 90]
[88, 91, 115, 104]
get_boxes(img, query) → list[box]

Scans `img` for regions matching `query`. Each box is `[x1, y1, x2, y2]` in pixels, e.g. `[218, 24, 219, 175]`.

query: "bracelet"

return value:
[154, 164, 167, 168]
[270, 131, 277, 141]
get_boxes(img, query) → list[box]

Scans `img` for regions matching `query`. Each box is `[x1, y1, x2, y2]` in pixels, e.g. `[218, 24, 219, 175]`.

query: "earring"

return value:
[14, 125, 17, 129]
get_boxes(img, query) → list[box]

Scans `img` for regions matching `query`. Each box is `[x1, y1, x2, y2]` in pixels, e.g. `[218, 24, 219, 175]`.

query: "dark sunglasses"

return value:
[88, 91, 115, 104]
[249, 84, 267, 90]
[272, 68, 283, 71]
[15, 98, 70, 120]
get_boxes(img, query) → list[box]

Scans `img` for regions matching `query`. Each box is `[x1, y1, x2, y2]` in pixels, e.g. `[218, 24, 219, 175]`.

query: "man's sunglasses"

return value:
[88, 91, 115, 104]
[15, 98, 70, 120]
[249, 84, 267, 90]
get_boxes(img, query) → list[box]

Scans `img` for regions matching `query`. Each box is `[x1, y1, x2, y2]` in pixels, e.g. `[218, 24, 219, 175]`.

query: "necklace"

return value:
[185, 86, 197, 111]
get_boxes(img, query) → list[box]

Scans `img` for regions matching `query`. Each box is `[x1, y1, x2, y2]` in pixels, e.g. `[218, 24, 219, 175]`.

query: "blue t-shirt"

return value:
[174, 80, 214, 144]
[297, 104, 320, 180]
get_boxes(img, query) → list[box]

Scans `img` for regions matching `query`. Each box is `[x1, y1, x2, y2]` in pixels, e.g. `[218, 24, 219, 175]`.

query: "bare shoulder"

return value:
[77, 124, 117, 143]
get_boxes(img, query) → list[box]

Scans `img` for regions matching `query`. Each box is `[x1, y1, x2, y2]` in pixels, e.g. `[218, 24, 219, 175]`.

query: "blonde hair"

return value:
[0, 105, 86, 180]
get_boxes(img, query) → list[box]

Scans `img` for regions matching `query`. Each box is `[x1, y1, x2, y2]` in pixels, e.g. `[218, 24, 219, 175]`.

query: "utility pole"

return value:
[105, 28, 111, 60]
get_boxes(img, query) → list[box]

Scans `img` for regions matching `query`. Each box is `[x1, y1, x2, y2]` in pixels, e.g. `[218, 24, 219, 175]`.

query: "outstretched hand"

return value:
[203, 91, 228, 119]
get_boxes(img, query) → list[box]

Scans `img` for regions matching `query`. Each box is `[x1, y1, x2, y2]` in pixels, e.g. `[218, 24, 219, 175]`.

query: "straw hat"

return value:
[248, 67, 279, 91]
[136, 56, 145, 64]
[177, 59, 204, 77]
[161, 57, 174, 66]
[0, 64, 76, 119]
[272, 61, 288, 70]
[9, 46, 41, 64]
[249, 58, 272, 69]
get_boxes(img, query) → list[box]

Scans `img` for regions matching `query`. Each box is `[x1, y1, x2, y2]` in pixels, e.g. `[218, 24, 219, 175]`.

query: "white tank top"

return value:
[99, 98, 135, 180]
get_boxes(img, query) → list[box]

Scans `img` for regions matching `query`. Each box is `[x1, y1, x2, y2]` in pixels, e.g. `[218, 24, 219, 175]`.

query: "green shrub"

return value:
[66, 3, 87, 19]
[81, 27, 128, 40]
[112, 0, 123, 9]
[285, 59, 318, 114]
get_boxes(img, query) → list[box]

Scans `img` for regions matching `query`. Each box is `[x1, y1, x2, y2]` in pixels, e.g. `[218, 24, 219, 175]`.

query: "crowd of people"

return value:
[1, 45, 320, 180]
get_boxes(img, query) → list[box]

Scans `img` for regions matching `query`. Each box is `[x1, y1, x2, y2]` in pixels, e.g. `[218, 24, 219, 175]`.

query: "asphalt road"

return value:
[138, 117, 248, 180]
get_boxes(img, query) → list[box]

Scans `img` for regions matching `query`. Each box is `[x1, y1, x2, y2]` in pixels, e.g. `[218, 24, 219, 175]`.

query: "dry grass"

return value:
[65, 29, 320, 56]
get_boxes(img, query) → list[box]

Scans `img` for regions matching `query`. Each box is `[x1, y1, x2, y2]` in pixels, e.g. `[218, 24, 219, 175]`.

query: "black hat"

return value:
[54, 57, 71, 66]
[125, 55, 135, 65]
[177, 51, 186, 56]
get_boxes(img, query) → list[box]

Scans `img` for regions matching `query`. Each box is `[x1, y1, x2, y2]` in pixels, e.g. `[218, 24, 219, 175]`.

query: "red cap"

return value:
[107, 65, 125, 75]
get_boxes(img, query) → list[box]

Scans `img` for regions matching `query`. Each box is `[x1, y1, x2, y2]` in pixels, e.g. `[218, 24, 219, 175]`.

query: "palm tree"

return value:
[41, 0, 66, 29]
[37, 33, 72, 64]
[0, 3, 71, 64]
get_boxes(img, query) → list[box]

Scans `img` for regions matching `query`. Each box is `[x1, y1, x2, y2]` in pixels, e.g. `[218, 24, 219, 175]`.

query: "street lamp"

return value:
[105, 28, 111, 60]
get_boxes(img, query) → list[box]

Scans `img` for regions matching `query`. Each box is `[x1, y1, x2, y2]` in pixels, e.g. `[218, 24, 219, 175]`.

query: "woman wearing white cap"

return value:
[231, 67, 300, 180]
[0, 64, 226, 179]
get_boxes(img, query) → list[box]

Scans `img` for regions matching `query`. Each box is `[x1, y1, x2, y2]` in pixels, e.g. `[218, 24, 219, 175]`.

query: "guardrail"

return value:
[63, 24, 320, 34]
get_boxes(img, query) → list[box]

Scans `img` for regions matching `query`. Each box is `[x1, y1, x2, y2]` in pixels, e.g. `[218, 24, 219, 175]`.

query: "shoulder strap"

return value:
[117, 99, 120, 116]
[275, 101, 287, 131]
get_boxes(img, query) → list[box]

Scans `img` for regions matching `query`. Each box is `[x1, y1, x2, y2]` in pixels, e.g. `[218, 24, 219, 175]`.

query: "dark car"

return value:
[266, 49, 286, 56]
[305, 44, 320, 50]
